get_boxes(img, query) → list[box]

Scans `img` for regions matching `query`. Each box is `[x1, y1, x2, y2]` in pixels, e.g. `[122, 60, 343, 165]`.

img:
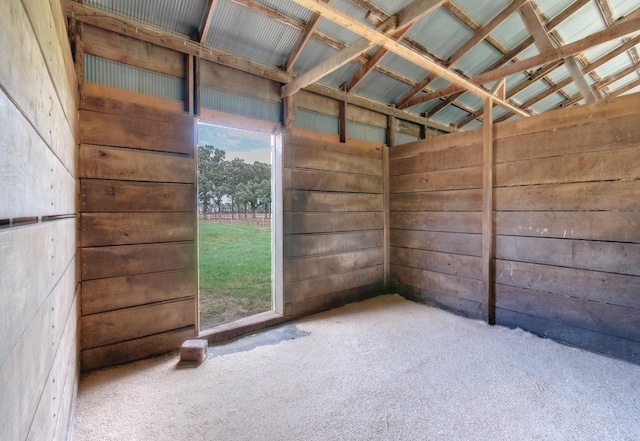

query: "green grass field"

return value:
[198, 222, 272, 329]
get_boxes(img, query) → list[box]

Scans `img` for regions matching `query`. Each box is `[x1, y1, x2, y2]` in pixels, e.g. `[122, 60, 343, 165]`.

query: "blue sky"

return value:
[197, 123, 272, 164]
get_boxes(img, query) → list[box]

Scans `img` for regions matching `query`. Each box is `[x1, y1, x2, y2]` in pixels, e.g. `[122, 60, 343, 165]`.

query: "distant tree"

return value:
[225, 158, 252, 216]
[197, 145, 226, 213]
[237, 161, 271, 217]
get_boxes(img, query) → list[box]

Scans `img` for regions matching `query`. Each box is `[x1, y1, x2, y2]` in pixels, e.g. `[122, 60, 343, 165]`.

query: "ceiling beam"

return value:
[199, 0, 219, 43]
[609, 76, 640, 97]
[582, 35, 640, 73]
[396, 0, 527, 108]
[344, 0, 446, 92]
[287, 0, 529, 116]
[65, 1, 452, 133]
[564, 56, 598, 102]
[284, 0, 332, 73]
[401, 13, 640, 109]
[494, 77, 573, 123]
[281, 16, 397, 97]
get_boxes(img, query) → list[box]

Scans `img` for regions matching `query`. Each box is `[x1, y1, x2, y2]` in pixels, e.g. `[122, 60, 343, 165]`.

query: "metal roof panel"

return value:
[352, 70, 412, 103]
[490, 12, 529, 49]
[453, 41, 504, 77]
[451, 0, 512, 26]
[407, 8, 474, 60]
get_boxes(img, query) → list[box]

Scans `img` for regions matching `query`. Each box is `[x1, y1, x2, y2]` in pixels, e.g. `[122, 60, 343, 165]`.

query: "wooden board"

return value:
[286, 212, 383, 234]
[82, 269, 196, 315]
[287, 230, 383, 257]
[80, 212, 196, 246]
[495, 211, 640, 243]
[0, 219, 76, 366]
[391, 189, 482, 212]
[0, 91, 76, 218]
[81, 242, 196, 280]
[390, 143, 482, 175]
[496, 235, 640, 276]
[391, 247, 482, 280]
[290, 145, 382, 176]
[80, 110, 194, 155]
[390, 264, 482, 303]
[390, 131, 481, 159]
[79, 144, 195, 183]
[290, 283, 381, 318]
[292, 265, 383, 302]
[390, 166, 482, 193]
[392, 281, 483, 319]
[495, 259, 640, 309]
[390, 211, 481, 234]
[291, 248, 383, 280]
[295, 90, 340, 117]
[83, 24, 185, 77]
[289, 169, 382, 193]
[495, 180, 640, 211]
[80, 179, 195, 212]
[82, 298, 195, 349]
[82, 327, 195, 371]
[288, 191, 382, 212]
[289, 134, 383, 159]
[390, 229, 481, 256]
[81, 84, 186, 116]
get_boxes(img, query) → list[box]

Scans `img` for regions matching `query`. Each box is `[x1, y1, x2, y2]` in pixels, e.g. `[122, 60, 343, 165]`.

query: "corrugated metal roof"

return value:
[555, 1, 607, 44]
[451, 0, 512, 27]
[294, 108, 339, 134]
[378, 52, 430, 83]
[407, 8, 474, 60]
[512, 80, 550, 103]
[534, 0, 577, 20]
[453, 41, 504, 77]
[596, 52, 635, 78]
[530, 92, 566, 113]
[369, 0, 415, 16]
[352, 70, 412, 103]
[257, 0, 314, 22]
[205, 0, 299, 67]
[293, 38, 340, 75]
[347, 121, 386, 144]
[319, 61, 363, 88]
[430, 104, 470, 125]
[490, 12, 529, 49]
[85, 0, 207, 36]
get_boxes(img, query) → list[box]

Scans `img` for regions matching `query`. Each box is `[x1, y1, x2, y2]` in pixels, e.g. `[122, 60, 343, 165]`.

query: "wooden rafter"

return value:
[395, 0, 527, 109]
[199, 0, 218, 43]
[401, 14, 640, 110]
[495, 77, 573, 123]
[284, 0, 332, 73]
[286, 0, 529, 116]
[344, 0, 446, 92]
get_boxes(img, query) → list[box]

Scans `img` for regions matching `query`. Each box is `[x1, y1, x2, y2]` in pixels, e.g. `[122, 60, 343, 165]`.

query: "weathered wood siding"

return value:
[390, 131, 483, 317]
[390, 93, 640, 363]
[79, 25, 197, 370]
[0, 1, 79, 440]
[284, 132, 385, 316]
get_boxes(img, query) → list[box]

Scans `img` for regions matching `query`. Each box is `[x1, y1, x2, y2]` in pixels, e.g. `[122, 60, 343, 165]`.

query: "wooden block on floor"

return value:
[179, 339, 208, 363]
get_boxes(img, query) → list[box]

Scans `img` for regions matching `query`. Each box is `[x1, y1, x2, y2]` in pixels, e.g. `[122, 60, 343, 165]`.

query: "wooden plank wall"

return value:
[389, 131, 483, 317]
[0, 0, 79, 440]
[284, 132, 385, 317]
[390, 93, 640, 363]
[79, 25, 197, 371]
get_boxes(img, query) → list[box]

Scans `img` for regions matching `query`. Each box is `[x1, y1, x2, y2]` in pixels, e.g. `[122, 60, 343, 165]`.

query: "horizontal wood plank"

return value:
[390, 264, 482, 303]
[495, 180, 640, 211]
[82, 298, 195, 349]
[390, 143, 482, 176]
[291, 248, 383, 281]
[290, 284, 380, 317]
[390, 130, 481, 159]
[82, 327, 195, 371]
[83, 24, 185, 77]
[81, 84, 186, 116]
[80, 179, 195, 212]
[496, 235, 640, 276]
[288, 191, 382, 212]
[391, 247, 482, 280]
[495, 211, 640, 243]
[390, 229, 481, 256]
[390, 166, 482, 193]
[79, 144, 195, 183]
[495, 259, 640, 309]
[287, 230, 383, 257]
[392, 281, 483, 319]
[390, 211, 482, 234]
[495, 284, 640, 342]
[290, 145, 382, 176]
[289, 134, 382, 159]
[495, 147, 640, 187]
[82, 269, 196, 315]
[289, 168, 382, 193]
[80, 110, 194, 155]
[81, 242, 196, 280]
[286, 212, 383, 234]
[80, 212, 195, 246]
[391, 189, 482, 212]
[292, 265, 383, 303]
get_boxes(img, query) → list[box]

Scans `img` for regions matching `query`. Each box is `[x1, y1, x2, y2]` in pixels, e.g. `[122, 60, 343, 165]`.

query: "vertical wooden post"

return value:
[482, 97, 495, 324]
[194, 56, 201, 116]
[383, 115, 394, 289]
[186, 54, 195, 114]
[339, 100, 347, 143]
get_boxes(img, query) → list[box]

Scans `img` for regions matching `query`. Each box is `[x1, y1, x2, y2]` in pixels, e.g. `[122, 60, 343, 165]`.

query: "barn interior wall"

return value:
[390, 93, 640, 364]
[0, 1, 80, 440]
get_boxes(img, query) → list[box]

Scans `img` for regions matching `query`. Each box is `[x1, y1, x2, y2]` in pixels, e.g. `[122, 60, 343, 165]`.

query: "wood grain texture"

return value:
[287, 230, 383, 257]
[391, 189, 482, 212]
[390, 166, 482, 193]
[291, 248, 383, 281]
[289, 134, 382, 159]
[390, 229, 481, 256]
[79, 144, 195, 183]
[81, 242, 196, 280]
[292, 265, 383, 302]
[390, 264, 482, 303]
[80, 110, 194, 155]
[80, 179, 195, 212]
[288, 191, 382, 212]
[291, 145, 382, 175]
[82, 298, 195, 348]
[289, 169, 382, 193]
[390, 211, 481, 234]
[286, 212, 383, 234]
[82, 269, 196, 315]
[80, 213, 196, 246]
[390, 143, 482, 175]
[81, 84, 185, 115]
[391, 247, 481, 280]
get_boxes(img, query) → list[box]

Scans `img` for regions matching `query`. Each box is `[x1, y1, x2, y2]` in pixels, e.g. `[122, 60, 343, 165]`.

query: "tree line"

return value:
[197, 145, 271, 216]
